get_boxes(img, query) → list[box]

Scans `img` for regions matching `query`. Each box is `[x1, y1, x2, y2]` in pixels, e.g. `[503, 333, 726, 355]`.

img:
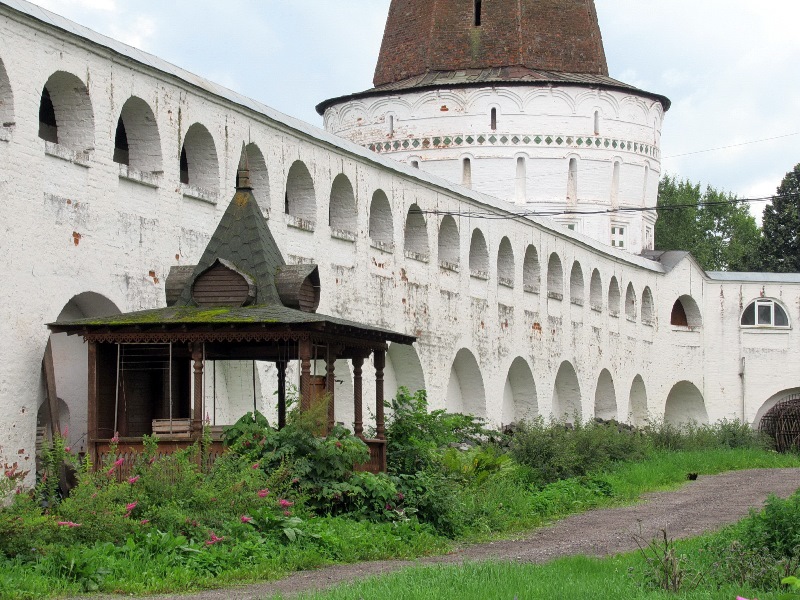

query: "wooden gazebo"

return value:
[49, 146, 415, 473]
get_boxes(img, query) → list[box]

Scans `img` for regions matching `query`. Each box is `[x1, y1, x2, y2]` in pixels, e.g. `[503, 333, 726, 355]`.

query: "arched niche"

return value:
[497, 237, 515, 286]
[438, 215, 459, 266]
[285, 160, 316, 225]
[329, 173, 357, 234]
[49, 292, 121, 452]
[670, 295, 702, 327]
[384, 343, 426, 402]
[180, 123, 219, 193]
[594, 369, 617, 420]
[641, 287, 655, 324]
[608, 276, 621, 315]
[446, 348, 486, 417]
[625, 282, 637, 320]
[0, 57, 14, 129]
[547, 253, 563, 298]
[664, 381, 708, 426]
[589, 269, 603, 309]
[753, 387, 800, 428]
[245, 142, 270, 215]
[404, 204, 429, 257]
[469, 229, 489, 276]
[570, 261, 584, 305]
[629, 375, 648, 426]
[369, 190, 393, 246]
[39, 71, 95, 152]
[114, 96, 162, 173]
[523, 245, 540, 293]
[501, 357, 537, 425]
[552, 360, 581, 422]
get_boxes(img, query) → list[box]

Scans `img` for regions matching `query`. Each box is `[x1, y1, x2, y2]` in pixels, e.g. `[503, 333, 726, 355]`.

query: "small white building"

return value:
[0, 0, 798, 481]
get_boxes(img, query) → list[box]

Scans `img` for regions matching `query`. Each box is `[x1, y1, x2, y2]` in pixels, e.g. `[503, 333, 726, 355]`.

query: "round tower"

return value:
[317, 0, 670, 254]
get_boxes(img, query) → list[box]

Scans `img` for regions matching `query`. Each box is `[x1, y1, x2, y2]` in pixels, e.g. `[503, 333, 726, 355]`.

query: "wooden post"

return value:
[374, 350, 385, 441]
[325, 347, 336, 433]
[299, 337, 312, 412]
[191, 344, 204, 437]
[42, 338, 61, 441]
[87, 340, 98, 465]
[352, 355, 364, 439]
[277, 360, 287, 430]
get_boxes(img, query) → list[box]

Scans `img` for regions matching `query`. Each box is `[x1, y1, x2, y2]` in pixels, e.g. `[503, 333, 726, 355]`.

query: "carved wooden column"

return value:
[325, 347, 336, 434]
[352, 354, 365, 439]
[191, 344, 204, 437]
[87, 340, 98, 465]
[374, 349, 385, 441]
[299, 337, 312, 412]
[276, 360, 287, 430]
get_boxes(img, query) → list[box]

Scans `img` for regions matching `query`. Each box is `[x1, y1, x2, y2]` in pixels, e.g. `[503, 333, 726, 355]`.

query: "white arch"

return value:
[245, 142, 270, 214]
[589, 269, 603, 309]
[753, 387, 800, 427]
[625, 282, 637, 320]
[570, 261, 584, 305]
[115, 96, 162, 173]
[664, 381, 708, 426]
[594, 369, 617, 420]
[181, 122, 219, 193]
[438, 215, 459, 265]
[523, 245, 540, 293]
[384, 343, 426, 402]
[0, 57, 11, 128]
[502, 357, 537, 424]
[497, 237, 515, 286]
[369, 189, 393, 245]
[552, 360, 581, 422]
[469, 229, 489, 275]
[608, 276, 621, 315]
[446, 348, 486, 417]
[285, 160, 316, 224]
[547, 253, 563, 297]
[404, 204, 429, 256]
[39, 70, 94, 151]
[628, 375, 648, 426]
[641, 287, 655, 324]
[329, 173, 357, 233]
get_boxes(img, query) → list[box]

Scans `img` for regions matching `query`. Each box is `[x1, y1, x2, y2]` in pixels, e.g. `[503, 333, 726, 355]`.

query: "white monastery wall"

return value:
[0, 2, 798, 478]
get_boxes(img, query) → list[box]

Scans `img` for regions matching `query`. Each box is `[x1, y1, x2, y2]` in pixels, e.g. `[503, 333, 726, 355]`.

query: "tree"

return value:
[758, 163, 800, 273]
[655, 174, 761, 272]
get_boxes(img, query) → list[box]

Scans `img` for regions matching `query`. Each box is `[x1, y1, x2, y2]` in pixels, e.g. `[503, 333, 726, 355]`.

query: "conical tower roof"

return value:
[374, 0, 607, 87]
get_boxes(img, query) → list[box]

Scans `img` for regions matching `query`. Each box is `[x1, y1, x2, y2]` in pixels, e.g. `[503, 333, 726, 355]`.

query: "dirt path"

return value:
[79, 468, 800, 600]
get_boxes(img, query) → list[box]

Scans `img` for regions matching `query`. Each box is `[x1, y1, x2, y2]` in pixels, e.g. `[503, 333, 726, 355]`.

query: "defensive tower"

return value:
[318, 0, 670, 254]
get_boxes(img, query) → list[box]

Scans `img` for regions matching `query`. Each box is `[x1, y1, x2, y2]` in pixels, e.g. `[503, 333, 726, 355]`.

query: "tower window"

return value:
[611, 225, 626, 248]
[462, 157, 472, 188]
[490, 108, 497, 131]
[594, 111, 600, 135]
[388, 115, 394, 137]
[567, 158, 577, 202]
[180, 146, 189, 185]
[474, 0, 482, 26]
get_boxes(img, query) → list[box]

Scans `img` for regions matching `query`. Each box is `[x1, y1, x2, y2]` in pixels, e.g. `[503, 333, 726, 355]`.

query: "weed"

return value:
[633, 527, 702, 592]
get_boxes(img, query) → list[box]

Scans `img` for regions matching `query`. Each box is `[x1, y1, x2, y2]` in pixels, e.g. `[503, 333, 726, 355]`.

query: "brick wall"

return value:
[374, 0, 608, 86]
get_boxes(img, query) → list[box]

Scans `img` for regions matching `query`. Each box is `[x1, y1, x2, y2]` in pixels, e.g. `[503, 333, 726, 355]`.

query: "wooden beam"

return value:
[42, 338, 61, 440]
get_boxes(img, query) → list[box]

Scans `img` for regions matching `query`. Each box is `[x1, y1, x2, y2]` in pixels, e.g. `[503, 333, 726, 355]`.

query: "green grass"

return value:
[289, 549, 780, 600]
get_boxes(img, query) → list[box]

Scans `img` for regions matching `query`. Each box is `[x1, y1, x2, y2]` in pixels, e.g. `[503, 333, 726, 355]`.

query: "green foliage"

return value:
[643, 418, 773, 452]
[384, 387, 489, 474]
[738, 491, 800, 559]
[760, 162, 800, 272]
[633, 528, 701, 592]
[509, 417, 649, 486]
[656, 173, 762, 271]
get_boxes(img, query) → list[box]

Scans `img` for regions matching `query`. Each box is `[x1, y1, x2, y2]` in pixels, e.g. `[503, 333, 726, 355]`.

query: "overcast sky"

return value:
[30, 0, 800, 216]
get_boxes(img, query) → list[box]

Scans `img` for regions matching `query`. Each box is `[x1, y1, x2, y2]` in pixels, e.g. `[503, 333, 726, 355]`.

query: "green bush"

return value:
[643, 418, 773, 452]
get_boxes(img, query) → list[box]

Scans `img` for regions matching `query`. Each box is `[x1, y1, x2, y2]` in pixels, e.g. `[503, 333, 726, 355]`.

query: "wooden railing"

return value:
[355, 439, 386, 474]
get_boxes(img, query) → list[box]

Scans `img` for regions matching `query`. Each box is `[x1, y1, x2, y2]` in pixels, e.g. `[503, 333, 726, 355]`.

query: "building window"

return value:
[567, 158, 577, 202]
[411, 160, 419, 168]
[490, 107, 497, 130]
[741, 299, 790, 328]
[38, 87, 58, 143]
[113, 118, 129, 165]
[388, 115, 394, 137]
[611, 225, 626, 248]
[515, 156, 526, 203]
[594, 111, 600, 135]
[645, 226, 653, 250]
[566, 223, 576, 231]
[474, 0, 482, 26]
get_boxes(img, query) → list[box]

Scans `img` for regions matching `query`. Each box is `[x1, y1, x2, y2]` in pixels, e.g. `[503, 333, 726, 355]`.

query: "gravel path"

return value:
[77, 468, 800, 600]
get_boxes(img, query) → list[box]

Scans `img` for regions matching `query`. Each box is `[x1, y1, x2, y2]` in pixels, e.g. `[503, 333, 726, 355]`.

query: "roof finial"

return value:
[236, 142, 252, 190]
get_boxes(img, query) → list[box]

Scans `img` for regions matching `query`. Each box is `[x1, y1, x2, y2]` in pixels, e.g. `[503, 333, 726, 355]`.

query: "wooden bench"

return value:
[151, 418, 192, 438]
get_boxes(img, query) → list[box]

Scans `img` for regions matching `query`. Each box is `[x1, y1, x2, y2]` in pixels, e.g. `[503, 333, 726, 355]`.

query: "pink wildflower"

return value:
[257, 489, 270, 498]
[125, 502, 138, 512]
[106, 467, 116, 476]
[251, 463, 260, 469]
[291, 478, 300, 485]
[140, 519, 150, 525]
[64, 446, 71, 453]
[62, 426, 68, 438]
[128, 475, 140, 484]
[114, 458, 125, 467]
[283, 510, 291, 517]
[57, 521, 82, 528]
[205, 531, 225, 546]
[240, 515, 253, 523]
[111, 432, 119, 443]
[278, 499, 294, 509]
